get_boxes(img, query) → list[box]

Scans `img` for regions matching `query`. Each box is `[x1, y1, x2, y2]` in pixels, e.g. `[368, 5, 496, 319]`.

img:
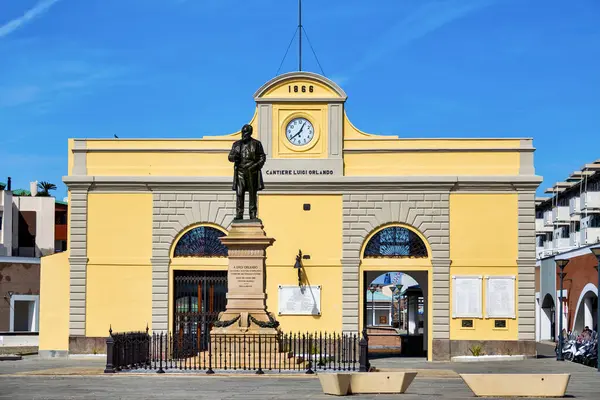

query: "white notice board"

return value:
[452, 276, 483, 318]
[278, 285, 321, 316]
[485, 276, 516, 318]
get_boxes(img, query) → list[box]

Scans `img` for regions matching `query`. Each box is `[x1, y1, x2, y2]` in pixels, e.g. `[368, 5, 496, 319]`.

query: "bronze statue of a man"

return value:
[229, 124, 266, 220]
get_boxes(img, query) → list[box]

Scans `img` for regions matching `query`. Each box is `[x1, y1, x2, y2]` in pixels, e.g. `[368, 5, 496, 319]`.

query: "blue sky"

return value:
[1, 0, 599, 199]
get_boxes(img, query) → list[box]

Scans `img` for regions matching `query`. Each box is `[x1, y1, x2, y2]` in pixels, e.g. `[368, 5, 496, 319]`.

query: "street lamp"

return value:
[555, 258, 569, 361]
[390, 285, 398, 327]
[368, 284, 380, 327]
[396, 284, 403, 330]
[589, 246, 600, 372]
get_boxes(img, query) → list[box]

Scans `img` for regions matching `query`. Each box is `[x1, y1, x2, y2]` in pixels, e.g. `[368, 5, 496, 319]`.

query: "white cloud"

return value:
[0, 0, 62, 39]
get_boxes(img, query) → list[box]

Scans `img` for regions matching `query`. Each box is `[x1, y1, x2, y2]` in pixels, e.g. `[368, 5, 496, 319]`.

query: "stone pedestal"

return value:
[211, 220, 279, 337]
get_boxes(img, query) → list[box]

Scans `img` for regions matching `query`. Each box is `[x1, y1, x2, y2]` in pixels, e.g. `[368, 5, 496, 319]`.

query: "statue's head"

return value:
[242, 124, 253, 140]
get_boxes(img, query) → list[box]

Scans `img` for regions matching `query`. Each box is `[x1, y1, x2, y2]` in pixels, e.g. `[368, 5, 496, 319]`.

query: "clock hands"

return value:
[290, 122, 306, 140]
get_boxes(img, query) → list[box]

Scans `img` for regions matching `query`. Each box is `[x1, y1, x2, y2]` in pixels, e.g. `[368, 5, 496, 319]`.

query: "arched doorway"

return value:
[169, 224, 229, 351]
[573, 284, 598, 333]
[360, 225, 431, 358]
[541, 293, 556, 342]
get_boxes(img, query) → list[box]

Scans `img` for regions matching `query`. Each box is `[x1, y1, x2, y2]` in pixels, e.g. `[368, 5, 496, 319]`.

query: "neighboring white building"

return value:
[535, 160, 600, 259]
[0, 181, 56, 257]
[535, 159, 600, 342]
[0, 180, 65, 344]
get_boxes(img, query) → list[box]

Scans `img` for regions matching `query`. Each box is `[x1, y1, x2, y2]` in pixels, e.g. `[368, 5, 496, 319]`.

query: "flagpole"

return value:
[298, 0, 302, 71]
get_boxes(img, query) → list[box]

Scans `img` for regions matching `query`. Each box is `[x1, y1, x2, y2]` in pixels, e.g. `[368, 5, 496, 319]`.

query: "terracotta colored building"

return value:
[537, 245, 599, 341]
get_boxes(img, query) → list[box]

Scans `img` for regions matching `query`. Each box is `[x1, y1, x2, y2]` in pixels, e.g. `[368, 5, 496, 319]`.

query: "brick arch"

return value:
[361, 222, 432, 259]
[342, 193, 449, 262]
[152, 192, 237, 259]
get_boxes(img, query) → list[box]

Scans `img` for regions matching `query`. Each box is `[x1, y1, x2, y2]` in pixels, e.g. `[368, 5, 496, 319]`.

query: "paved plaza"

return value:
[0, 349, 599, 400]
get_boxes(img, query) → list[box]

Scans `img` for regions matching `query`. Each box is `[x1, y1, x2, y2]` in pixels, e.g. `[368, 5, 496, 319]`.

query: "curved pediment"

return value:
[254, 71, 347, 102]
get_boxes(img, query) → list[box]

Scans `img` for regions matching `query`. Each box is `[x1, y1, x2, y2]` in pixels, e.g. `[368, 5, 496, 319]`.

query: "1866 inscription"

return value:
[230, 265, 261, 289]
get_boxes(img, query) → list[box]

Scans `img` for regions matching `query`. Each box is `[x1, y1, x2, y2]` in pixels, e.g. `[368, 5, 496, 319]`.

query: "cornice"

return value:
[63, 175, 543, 193]
[343, 147, 535, 154]
[72, 148, 229, 153]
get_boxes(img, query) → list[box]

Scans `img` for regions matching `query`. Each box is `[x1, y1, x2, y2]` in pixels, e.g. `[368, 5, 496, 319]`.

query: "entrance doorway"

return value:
[541, 294, 556, 342]
[363, 271, 428, 358]
[173, 271, 227, 352]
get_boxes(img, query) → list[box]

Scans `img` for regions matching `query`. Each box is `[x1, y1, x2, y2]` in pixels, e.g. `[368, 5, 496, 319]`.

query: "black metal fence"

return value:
[105, 328, 370, 374]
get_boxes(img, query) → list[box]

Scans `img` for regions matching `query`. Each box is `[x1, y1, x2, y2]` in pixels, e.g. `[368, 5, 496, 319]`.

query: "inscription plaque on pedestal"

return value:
[230, 264, 262, 290]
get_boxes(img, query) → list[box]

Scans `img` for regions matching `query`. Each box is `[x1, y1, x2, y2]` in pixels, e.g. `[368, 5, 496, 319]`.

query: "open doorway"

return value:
[10, 295, 39, 332]
[541, 293, 556, 342]
[363, 271, 427, 358]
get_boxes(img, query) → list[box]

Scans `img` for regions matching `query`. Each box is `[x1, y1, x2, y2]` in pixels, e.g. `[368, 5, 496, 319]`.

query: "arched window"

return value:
[364, 226, 428, 258]
[173, 226, 228, 257]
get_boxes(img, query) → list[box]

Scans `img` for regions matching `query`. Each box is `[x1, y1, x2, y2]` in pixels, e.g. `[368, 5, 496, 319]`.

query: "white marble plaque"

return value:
[278, 285, 321, 316]
[486, 276, 516, 318]
[452, 276, 483, 318]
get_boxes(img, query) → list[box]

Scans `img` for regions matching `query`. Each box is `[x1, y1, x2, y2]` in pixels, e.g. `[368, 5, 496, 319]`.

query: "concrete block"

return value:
[348, 372, 417, 394]
[318, 373, 351, 396]
[461, 373, 570, 397]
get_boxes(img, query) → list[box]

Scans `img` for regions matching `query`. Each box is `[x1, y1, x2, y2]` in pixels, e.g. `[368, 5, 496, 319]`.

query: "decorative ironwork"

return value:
[106, 329, 361, 374]
[173, 226, 228, 258]
[364, 227, 428, 258]
[248, 312, 280, 329]
[173, 271, 227, 352]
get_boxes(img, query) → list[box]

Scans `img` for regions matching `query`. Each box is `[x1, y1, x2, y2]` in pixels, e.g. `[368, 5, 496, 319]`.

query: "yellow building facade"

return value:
[39, 72, 541, 360]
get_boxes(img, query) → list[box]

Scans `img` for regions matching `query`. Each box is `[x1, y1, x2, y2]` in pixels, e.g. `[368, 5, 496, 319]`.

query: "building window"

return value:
[535, 210, 544, 219]
[557, 197, 569, 207]
[173, 226, 228, 258]
[55, 213, 67, 225]
[364, 227, 428, 258]
[589, 215, 600, 228]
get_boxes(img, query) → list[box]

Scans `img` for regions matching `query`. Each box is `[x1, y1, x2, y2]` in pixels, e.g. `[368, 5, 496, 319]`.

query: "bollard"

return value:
[359, 328, 370, 372]
[104, 329, 115, 373]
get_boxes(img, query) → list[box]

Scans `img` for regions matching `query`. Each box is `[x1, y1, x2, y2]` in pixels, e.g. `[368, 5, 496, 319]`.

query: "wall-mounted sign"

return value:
[278, 285, 321, 316]
[485, 276, 516, 319]
[265, 170, 334, 176]
[452, 275, 483, 318]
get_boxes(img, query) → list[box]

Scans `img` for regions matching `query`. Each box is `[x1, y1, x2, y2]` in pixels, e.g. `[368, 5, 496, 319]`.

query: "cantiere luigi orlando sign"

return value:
[265, 169, 334, 176]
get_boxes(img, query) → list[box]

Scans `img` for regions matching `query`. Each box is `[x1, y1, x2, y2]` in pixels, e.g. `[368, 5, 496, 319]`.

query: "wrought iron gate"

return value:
[173, 271, 227, 355]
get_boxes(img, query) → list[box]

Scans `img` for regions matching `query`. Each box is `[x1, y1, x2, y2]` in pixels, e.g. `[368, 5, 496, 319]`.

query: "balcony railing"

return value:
[569, 231, 580, 248]
[553, 237, 571, 252]
[580, 227, 600, 246]
[552, 206, 570, 224]
[569, 197, 581, 217]
[536, 219, 553, 233]
[543, 210, 553, 227]
[580, 192, 600, 212]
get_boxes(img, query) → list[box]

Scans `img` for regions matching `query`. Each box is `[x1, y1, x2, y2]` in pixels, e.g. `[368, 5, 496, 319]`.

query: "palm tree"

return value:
[37, 181, 57, 197]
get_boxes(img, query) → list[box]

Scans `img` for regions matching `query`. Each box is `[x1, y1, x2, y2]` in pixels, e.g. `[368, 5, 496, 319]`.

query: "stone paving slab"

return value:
[1, 354, 599, 399]
[0, 375, 472, 400]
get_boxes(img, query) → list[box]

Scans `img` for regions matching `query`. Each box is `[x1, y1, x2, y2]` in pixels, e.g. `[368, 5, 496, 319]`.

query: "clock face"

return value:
[286, 117, 315, 146]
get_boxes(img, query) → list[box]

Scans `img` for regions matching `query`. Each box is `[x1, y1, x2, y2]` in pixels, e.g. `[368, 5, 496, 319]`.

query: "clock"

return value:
[285, 117, 314, 146]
